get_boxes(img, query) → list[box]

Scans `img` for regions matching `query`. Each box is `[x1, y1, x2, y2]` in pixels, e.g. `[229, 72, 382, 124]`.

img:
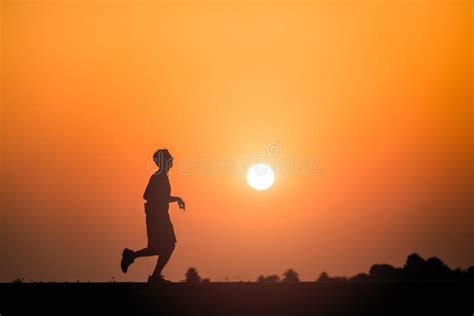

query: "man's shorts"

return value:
[146, 211, 177, 253]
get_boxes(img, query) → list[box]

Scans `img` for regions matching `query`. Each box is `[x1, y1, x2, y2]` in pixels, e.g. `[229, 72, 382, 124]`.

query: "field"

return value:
[2, 282, 473, 315]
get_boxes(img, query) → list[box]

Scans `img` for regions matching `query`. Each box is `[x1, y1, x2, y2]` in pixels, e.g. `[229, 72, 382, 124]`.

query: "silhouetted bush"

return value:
[282, 269, 300, 282]
[185, 267, 201, 283]
[404, 253, 426, 280]
[467, 266, 474, 281]
[403, 254, 457, 281]
[317, 272, 330, 282]
[349, 273, 370, 282]
[257, 275, 280, 282]
[12, 277, 24, 283]
[369, 264, 403, 281]
[340, 253, 473, 282]
[317, 272, 347, 283]
[424, 257, 452, 280]
[201, 278, 210, 283]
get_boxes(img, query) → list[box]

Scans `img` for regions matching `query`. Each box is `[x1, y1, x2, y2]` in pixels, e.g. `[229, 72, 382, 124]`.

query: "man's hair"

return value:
[153, 149, 172, 168]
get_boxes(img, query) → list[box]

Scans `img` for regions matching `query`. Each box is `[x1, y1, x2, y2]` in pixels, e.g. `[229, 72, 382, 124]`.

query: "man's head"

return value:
[153, 149, 173, 173]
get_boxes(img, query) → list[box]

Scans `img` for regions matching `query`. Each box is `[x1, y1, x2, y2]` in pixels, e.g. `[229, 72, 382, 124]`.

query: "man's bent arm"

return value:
[169, 196, 180, 203]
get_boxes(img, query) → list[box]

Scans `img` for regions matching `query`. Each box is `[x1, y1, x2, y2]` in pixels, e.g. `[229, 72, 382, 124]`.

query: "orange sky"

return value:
[1, 0, 473, 282]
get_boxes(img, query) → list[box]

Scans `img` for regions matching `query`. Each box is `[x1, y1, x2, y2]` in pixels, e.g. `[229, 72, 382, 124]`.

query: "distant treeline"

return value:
[260, 253, 474, 283]
[182, 253, 474, 283]
[11, 253, 474, 283]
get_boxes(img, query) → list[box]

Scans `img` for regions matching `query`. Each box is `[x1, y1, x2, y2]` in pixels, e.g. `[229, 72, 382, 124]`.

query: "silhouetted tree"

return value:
[425, 257, 452, 280]
[317, 272, 330, 282]
[257, 275, 280, 282]
[404, 253, 425, 280]
[12, 277, 24, 283]
[349, 273, 371, 282]
[467, 266, 474, 281]
[316, 253, 472, 283]
[185, 267, 201, 283]
[282, 269, 300, 282]
[316, 272, 347, 282]
[369, 264, 403, 281]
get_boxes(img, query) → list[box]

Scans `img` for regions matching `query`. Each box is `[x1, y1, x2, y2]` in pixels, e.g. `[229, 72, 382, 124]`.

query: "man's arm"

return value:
[169, 196, 180, 202]
[169, 196, 186, 210]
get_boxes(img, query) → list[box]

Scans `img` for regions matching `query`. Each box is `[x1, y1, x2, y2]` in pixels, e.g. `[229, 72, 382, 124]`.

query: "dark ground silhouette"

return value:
[3, 253, 473, 315]
[3, 281, 473, 315]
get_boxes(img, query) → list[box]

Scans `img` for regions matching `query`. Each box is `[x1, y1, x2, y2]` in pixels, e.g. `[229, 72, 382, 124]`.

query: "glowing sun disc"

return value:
[247, 163, 275, 191]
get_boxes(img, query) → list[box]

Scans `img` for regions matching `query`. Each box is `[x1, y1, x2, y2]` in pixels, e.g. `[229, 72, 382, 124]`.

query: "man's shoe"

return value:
[147, 274, 172, 284]
[121, 248, 134, 273]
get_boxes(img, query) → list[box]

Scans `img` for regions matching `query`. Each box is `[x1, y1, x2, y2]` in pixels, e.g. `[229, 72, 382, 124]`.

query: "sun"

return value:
[247, 163, 275, 191]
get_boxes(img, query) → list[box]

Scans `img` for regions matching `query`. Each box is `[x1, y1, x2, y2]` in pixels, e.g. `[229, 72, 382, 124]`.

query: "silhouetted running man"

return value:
[121, 149, 185, 283]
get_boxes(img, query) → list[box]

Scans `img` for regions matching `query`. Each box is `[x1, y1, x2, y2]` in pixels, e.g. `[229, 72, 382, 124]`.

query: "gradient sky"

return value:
[1, 0, 472, 282]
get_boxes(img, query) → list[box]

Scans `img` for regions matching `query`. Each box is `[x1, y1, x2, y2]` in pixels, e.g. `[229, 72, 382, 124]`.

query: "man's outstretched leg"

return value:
[121, 247, 158, 273]
[148, 243, 175, 283]
[133, 247, 158, 259]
